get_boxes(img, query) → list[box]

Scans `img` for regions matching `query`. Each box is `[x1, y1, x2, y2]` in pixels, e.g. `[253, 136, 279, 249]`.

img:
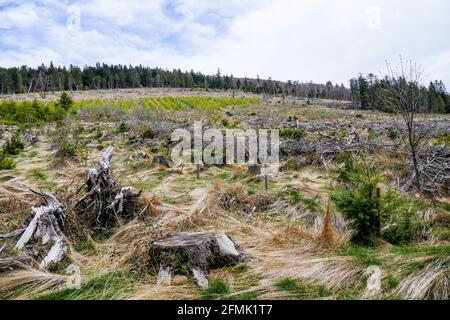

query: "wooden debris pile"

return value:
[403, 146, 450, 194]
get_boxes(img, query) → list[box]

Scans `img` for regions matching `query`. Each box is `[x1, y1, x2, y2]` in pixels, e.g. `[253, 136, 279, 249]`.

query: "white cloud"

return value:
[0, 2, 40, 29]
[0, 0, 449, 87]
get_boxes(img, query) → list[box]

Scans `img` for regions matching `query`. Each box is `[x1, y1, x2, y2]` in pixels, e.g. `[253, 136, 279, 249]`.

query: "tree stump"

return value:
[153, 232, 245, 287]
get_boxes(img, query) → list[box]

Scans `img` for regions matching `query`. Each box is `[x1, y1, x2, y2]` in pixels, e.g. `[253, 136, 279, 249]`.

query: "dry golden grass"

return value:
[0, 269, 68, 299]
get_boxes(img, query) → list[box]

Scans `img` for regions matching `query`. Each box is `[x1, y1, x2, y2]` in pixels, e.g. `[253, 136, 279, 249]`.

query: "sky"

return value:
[0, 0, 449, 87]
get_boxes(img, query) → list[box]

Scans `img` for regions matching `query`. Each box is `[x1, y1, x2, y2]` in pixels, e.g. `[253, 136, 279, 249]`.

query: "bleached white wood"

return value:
[13, 192, 67, 269]
[40, 237, 68, 269]
[216, 233, 240, 257]
[191, 267, 208, 288]
[157, 265, 172, 286]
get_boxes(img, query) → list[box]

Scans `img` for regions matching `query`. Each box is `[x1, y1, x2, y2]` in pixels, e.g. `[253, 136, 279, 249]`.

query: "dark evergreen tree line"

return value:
[0, 63, 350, 100]
[350, 73, 450, 113]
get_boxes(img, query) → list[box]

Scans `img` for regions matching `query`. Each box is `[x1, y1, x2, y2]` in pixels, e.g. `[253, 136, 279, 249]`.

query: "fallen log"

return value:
[153, 232, 245, 287]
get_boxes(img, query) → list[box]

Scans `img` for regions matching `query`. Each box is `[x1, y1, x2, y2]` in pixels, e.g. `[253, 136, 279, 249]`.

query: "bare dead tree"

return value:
[383, 59, 430, 192]
[35, 71, 51, 99]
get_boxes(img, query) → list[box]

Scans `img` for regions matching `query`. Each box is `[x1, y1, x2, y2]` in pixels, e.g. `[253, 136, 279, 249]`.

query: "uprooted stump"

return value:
[75, 146, 147, 233]
[152, 232, 245, 287]
[0, 191, 67, 270]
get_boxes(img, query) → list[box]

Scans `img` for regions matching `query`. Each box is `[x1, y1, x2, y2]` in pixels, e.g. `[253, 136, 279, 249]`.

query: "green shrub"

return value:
[0, 100, 67, 125]
[57, 141, 76, 157]
[118, 121, 129, 133]
[368, 128, 377, 140]
[380, 191, 420, 244]
[142, 128, 155, 139]
[387, 127, 400, 140]
[329, 129, 347, 138]
[0, 150, 15, 170]
[332, 156, 382, 243]
[93, 128, 103, 140]
[335, 158, 422, 245]
[53, 118, 79, 158]
[3, 132, 24, 155]
[335, 152, 357, 183]
[56, 91, 74, 112]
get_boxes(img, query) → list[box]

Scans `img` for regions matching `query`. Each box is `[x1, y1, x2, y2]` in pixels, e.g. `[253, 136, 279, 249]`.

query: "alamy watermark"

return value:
[66, 5, 81, 35]
[65, 264, 81, 290]
[170, 122, 280, 173]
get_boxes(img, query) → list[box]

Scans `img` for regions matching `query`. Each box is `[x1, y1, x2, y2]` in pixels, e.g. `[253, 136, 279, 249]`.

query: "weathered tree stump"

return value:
[153, 232, 245, 287]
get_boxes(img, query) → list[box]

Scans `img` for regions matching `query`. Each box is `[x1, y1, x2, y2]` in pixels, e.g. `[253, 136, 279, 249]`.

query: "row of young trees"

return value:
[0, 63, 351, 100]
[350, 73, 450, 113]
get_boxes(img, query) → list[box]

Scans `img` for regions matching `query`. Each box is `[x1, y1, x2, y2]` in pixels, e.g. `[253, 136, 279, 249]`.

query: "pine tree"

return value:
[56, 91, 74, 111]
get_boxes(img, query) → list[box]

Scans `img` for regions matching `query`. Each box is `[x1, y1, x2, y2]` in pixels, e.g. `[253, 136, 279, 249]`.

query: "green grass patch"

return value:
[0, 150, 16, 170]
[201, 279, 230, 300]
[339, 244, 382, 266]
[231, 264, 250, 275]
[175, 175, 208, 187]
[280, 128, 306, 140]
[433, 133, 450, 146]
[133, 172, 167, 191]
[34, 271, 135, 300]
[29, 150, 39, 158]
[384, 274, 400, 290]
[74, 239, 98, 256]
[134, 181, 160, 192]
[390, 244, 450, 257]
[283, 189, 321, 213]
[275, 278, 331, 299]
[31, 169, 48, 181]
[440, 203, 450, 212]
[216, 171, 234, 181]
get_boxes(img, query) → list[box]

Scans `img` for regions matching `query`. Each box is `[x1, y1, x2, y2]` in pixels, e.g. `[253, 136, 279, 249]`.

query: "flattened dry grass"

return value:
[395, 256, 449, 300]
[0, 269, 68, 299]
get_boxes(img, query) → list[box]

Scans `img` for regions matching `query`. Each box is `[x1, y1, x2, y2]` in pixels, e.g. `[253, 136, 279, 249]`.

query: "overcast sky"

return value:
[0, 0, 449, 87]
